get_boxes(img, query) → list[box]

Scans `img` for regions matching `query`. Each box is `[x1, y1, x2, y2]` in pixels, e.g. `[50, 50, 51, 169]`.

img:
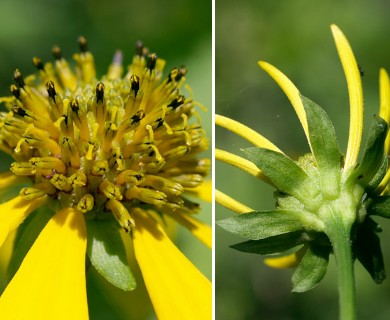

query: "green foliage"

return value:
[291, 245, 330, 292]
[86, 216, 136, 291]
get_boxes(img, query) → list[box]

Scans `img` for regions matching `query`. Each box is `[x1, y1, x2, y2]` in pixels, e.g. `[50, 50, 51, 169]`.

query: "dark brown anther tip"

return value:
[11, 105, 27, 117]
[168, 95, 185, 109]
[32, 57, 44, 70]
[95, 82, 105, 103]
[130, 75, 140, 95]
[13, 69, 25, 88]
[10, 84, 20, 99]
[131, 110, 145, 123]
[70, 99, 79, 113]
[147, 53, 158, 70]
[52, 46, 62, 60]
[78, 36, 88, 53]
[176, 66, 187, 81]
[45, 80, 56, 99]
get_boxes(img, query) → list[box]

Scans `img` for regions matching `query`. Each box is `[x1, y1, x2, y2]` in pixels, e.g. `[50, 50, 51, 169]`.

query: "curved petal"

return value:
[216, 148, 270, 183]
[258, 61, 310, 148]
[331, 24, 364, 169]
[215, 189, 253, 214]
[133, 209, 211, 320]
[164, 210, 211, 248]
[216, 114, 283, 153]
[0, 207, 88, 320]
[379, 68, 390, 154]
[0, 195, 46, 248]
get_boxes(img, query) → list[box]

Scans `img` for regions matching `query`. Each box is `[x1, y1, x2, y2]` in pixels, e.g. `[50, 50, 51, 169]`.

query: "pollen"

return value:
[0, 38, 210, 232]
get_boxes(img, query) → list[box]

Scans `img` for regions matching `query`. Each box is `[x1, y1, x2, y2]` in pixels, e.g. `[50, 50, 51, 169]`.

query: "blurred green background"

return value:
[0, 0, 211, 319]
[216, 0, 390, 319]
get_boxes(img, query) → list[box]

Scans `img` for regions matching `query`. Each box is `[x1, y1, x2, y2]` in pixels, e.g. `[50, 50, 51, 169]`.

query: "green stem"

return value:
[327, 216, 356, 320]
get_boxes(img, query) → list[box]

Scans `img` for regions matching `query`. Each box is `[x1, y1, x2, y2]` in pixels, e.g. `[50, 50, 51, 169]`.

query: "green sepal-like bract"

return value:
[352, 116, 388, 189]
[243, 148, 320, 208]
[86, 216, 136, 291]
[217, 210, 324, 241]
[301, 94, 341, 199]
[291, 244, 331, 292]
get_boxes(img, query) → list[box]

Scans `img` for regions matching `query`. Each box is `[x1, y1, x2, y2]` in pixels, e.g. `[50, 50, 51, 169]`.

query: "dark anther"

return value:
[155, 118, 164, 128]
[11, 105, 27, 117]
[32, 57, 44, 71]
[148, 149, 156, 157]
[146, 53, 158, 70]
[357, 174, 364, 179]
[78, 36, 88, 52]
[10, 84, 20, 99]
[52, 46, 62, 60]
[45, 81, 57, 99]
[175, 66, 187, 81]
[131, 110, 145, 123]
[13, 69, 25, 88]
[135, 41, 144, 56]
[135, 174, 142, 181]
[63, 114, 69, 126]
[70, 99, 79, 113]
[95, 82, 105, 103]
[358, 64, 364, 77]
[130, 75, 140, 96]
[168, 95, 185, 109]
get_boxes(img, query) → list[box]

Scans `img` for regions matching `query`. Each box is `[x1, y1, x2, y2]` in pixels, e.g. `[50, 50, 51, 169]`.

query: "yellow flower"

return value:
[0, 37, 211, 319]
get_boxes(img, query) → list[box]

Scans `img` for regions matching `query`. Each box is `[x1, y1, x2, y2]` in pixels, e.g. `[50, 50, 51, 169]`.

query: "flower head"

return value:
[0, 37, 211, 318]
[216, 24, 390, 317]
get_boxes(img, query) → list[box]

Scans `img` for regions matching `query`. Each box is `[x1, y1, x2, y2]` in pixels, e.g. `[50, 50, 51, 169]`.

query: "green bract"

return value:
[218, 94, 389, 291]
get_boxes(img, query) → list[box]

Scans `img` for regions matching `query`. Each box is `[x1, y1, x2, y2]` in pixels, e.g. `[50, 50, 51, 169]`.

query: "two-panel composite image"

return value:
[0, 0, 389, 319]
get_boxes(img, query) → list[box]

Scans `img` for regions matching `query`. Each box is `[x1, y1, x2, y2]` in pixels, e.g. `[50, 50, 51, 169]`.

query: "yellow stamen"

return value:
[216, 114, 283, 153]
[106, 199, 135, 233]
[215, 189, 253, 214]
[331, 24, 364, 169]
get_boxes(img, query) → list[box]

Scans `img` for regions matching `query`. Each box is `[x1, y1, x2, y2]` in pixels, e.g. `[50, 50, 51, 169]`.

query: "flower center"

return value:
[0, 39, 210, 232]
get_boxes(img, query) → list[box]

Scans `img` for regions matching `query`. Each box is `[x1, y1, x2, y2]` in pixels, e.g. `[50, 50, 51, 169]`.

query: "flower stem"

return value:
[327, 215, 356, 320]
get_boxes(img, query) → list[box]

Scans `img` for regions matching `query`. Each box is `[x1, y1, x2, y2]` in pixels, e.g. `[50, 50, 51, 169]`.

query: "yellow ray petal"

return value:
[216, 114, 283, 153]
[185, 179, 212, 202]
[258, 61, 310, 147]
[0, 207, 88, 320]
[216, 148, 270, 183]
[264, 246, 307, 269]
[133, 209, 211, 320]
[164, 210, 211, 248]
[331, 24, 364, 169]
[0, 195, 46, 248]
[215, 189, 253, 214]
[0, 172, 29, 190]
[379, 68, 390, 155]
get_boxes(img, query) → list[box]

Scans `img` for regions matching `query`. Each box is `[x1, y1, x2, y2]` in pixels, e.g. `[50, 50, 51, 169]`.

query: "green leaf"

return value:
[354, 217, 385, 284]
[8, 206, 54, 282]
[354, 116, 388, 188]
[87, 217, 136, 291]
[230, 231, 313, 255]
[301, 95, 341, 198]
[243, 147, 319, 203]
[217, 210, 324, 240]
[368, 196, 390, 218]
[291, 244, 330, 292]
